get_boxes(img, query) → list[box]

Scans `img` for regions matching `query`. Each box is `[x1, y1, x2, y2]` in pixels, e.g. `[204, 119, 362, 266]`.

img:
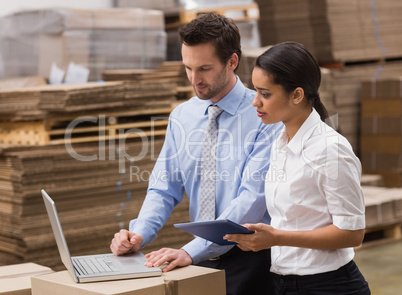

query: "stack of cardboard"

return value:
[0, 8, 167, 81]
[0, 79, 195, 269]
[0, 88, 43, 118]
[360, 79, 402, 187]
[38, 82, 126, 112]
[0, 80, 180, 146]
[0, 76, 47, 91]
[256, 0, 402, 63]
[103, 61, 186, 83]
[0, 140, 192, 270]
[361, 174, 384, 187]
[363, 186, 402, 229]
[115, 0, 255, 11]
[238, 55, 402, 154]
[254, 1, 402, 152]
[103, 70, 182, 83]
[323, 61, 402, 153]
[0, 77, 46, 122]
[178, 0, 255, 10]
[103, 61, 194, 105]
[38, 82, 177, 112]
[115, 0, 182, 10]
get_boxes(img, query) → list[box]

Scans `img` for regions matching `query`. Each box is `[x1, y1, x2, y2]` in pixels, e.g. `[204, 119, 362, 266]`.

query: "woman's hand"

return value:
[224, 223, 277, 252]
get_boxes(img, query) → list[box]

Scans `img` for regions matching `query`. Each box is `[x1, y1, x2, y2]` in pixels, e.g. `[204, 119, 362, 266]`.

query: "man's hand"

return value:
[144, 248, 193, 272]
[110, 229, 144, 256]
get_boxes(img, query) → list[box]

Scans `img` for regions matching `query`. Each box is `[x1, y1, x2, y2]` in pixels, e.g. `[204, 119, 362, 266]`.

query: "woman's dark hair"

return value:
[178, 12, 242, 72]
[255, 41, 329, 121]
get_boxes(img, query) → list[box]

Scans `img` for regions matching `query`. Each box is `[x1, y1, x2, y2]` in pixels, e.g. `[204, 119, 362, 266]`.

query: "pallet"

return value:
[165, 3, 260, 29]
[0, 107, 172, 146]
[319, 56, 402, 70]
[357, 223, 402, 250]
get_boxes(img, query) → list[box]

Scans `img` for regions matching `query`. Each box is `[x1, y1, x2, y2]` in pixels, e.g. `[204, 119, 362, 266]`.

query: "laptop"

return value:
[41, 189, 162, 283]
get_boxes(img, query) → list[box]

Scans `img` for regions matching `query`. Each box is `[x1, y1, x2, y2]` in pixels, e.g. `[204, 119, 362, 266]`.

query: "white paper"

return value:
[64, 62, 90, 84]
[49, 62, 65, 85]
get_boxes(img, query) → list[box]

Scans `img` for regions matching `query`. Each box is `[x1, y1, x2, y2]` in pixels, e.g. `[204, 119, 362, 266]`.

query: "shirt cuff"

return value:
[129, 219, 157, 246]
[333, 215, 366, 230]
[181, 238, 233, 264]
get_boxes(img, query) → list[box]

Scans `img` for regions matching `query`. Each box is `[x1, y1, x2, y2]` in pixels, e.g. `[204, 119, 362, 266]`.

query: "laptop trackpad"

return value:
[112, 252, 145, 266]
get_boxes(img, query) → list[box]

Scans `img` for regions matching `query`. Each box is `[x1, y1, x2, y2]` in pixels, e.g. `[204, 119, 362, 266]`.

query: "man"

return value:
[110, 12, 282, 295]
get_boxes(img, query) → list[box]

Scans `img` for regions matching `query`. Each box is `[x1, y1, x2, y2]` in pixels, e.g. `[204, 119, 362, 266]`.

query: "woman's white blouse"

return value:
[266, 109, 366, 276]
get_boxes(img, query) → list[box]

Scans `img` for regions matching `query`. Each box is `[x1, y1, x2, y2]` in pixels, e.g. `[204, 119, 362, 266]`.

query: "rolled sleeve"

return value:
[320, 140, 366, 230]
[333, 214, 366, 230]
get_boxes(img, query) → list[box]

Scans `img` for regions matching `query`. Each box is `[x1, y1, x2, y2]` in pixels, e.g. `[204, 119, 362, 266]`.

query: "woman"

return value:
[224, 42, 370, 294]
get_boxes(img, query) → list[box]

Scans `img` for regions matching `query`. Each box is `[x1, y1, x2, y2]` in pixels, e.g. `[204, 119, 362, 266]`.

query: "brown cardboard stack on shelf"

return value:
[326, 61, 402, 152]
[0, 8, 167, 81]
[360, 174, 384, 187]
[0, 81, 193, 270]
[256, 0, 402, 63]
[255, 0, 402, 153]
[0, 77, 48, 122]
[360, 79, 402, 187]
[102, 61, 194, 105]
[362, 186, 402, 239]
[0, 76, 47, 91]
[0, 141, 192, 270]
[115, 0, 182, 10]
[0, 82, 177, 145]
[103, 61, 187, 83]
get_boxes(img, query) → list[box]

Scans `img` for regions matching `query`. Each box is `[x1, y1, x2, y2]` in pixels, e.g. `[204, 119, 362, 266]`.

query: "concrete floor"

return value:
[354, 240, 402, 295]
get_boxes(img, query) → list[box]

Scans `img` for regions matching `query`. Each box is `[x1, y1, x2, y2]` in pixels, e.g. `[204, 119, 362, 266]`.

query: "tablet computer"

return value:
[174, 219, 254, 245]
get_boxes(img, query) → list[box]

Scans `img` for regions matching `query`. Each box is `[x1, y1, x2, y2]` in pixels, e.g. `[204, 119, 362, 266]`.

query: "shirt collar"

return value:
[285, 108, 322, 155]
[202, 76, 245, 116]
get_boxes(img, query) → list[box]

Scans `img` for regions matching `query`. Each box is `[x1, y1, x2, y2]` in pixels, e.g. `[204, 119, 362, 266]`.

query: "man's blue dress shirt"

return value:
[130, 77, 283, 263]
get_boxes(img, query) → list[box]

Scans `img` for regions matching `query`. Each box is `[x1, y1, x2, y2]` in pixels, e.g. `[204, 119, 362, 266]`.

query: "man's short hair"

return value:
[178, 12, 242, 71]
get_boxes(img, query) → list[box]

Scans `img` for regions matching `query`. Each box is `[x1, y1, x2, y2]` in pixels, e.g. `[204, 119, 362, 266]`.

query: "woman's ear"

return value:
[292, 87, 305, 105]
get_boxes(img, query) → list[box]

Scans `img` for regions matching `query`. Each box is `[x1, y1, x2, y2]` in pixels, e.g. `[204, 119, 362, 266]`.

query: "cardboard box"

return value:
[361, 117, 402, 135]
[361, 99, 402, 117]
[363, 186, 402, 228]
[361, 174, 384, 187]
[31, 265, 225, 295]
[373, 170, 402, 188]
[163, 265, 225, 295]
[38, 31, 90, 79]
[361, 152, 402, 171]
[360, 135, 402, 154]
[31, 271, 165, 295]
[0, 263, 53, 295]
[92, 9, 164, 30]
[361, 79, 402, 99]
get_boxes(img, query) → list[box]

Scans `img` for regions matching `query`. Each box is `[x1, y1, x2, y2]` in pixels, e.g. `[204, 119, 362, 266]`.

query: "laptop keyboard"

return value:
[73, 256, 119, 275]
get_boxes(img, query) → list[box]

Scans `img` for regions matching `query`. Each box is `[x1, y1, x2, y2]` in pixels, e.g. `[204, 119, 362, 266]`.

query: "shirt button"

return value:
[279, 278, 285, 284]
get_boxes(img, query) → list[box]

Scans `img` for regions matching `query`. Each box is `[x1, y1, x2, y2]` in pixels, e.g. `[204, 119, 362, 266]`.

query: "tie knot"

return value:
[208, 105, 223, 120]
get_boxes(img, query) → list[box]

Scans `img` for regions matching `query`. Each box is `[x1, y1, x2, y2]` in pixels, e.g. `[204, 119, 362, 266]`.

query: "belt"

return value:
[208, 246, 243, 261]
[271, 260, 354, 284]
